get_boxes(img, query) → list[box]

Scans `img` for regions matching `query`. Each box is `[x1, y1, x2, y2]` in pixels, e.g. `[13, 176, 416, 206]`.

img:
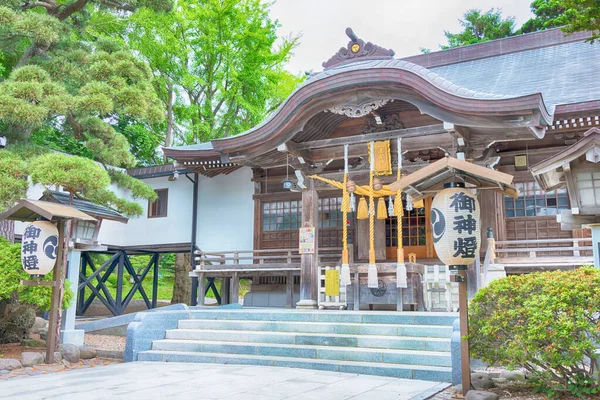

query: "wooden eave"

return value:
[0, 200, 97, 222]
[388, 156, 518, 201]
[163, 66, 551, 171]
[212, 69, 550, 158]
[531, 128, 600, 175]
[530, 128, 600, 191]
[40, 192, 129, 224]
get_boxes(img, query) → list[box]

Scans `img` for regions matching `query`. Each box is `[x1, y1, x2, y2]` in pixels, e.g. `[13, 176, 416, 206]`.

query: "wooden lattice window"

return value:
[576, 172, 600, 207]
[319, 197, 344, 228]
[504, 182, 569, 218]
[402, 206, 427, 246]
[385, 217, 398, 247]
[262, 200, 302, 231]
[387, 196, 426, 247]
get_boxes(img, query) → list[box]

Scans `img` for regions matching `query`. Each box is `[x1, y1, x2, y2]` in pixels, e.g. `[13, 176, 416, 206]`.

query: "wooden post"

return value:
[46, 219, 65, 364]
[286, 271, 293, 308]
[116, 251, 124, 314]
[221, 278, 230, 305]
[353, 271, 360, 311]
[297, 179, 319, 309]
[197, 272, 205, 306]
[458, 269, 471, 396]
[230, 272, 239, 304]
[151, 254, 159, 309]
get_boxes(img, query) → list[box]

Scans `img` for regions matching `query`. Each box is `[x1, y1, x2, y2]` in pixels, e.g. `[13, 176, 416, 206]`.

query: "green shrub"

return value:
[0, 237, 72, 310]
[469, 267, 600, 397]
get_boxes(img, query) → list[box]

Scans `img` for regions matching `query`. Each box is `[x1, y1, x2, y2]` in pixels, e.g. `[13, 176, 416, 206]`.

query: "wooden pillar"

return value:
[230, 272, 239, 304]
[353, 271, 360, 311]
[197, 272, 205, 306]
[46, 219, 65, 364]
[297, 179, 319, 309]
[458, 269, 471, 396]
[479, 190, 506, 251]
[151, 254, 159, 309]
[285, 271, 294, 308]
[221, 278, 230, 304]
[116, 251, 124, 314]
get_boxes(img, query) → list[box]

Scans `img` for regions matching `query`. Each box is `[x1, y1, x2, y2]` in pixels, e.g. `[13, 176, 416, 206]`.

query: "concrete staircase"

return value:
[137, 309, 456, 382]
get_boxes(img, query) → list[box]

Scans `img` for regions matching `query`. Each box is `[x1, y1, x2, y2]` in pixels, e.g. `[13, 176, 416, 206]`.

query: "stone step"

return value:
[189, 309, 457, 326]
[151, 339, 451, 367]
[165, 329, 451, 352]
[178, 319, 453, 338]
[137, 350, 452, 382]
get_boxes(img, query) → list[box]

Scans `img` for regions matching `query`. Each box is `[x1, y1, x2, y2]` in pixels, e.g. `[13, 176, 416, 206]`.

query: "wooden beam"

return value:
[311, 133, 454, 162]
[277, 142, 312, 164]
[20, 280, 57, 287]
[563, 163, 581, 214]
[294, 124, 446, 151]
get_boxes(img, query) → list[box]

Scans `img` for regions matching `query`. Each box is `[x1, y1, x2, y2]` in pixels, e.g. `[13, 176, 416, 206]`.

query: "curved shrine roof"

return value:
[164, 28, 599, 164]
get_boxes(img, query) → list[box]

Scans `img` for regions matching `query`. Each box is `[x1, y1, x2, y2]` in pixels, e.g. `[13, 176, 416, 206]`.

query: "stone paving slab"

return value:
[0, 361, 449, 400]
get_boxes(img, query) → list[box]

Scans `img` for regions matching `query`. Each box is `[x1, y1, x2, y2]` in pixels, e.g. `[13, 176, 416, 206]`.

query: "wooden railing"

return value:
[495, 238, 593, 261]
[481, 235, 594, 278]
[193, 247, 343, 271]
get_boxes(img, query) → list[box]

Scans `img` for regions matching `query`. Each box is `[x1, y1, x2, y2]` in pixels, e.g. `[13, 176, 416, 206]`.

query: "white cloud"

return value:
[268, 0, 534, 75]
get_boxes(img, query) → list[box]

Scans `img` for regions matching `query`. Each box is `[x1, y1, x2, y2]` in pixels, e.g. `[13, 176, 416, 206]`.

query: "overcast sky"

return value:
[268, 0, 534, 74]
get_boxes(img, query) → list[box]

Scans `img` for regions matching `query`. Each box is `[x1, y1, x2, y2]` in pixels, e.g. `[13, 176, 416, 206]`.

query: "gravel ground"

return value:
[84, 334, 126, 352]
[0, 358, 120, 380]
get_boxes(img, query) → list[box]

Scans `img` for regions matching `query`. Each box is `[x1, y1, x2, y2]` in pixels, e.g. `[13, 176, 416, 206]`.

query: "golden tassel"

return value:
[377, 197, 387, 219]
[394, 193, 404, 217]
[342, 191, 351, 213]
[357, 197, 368, 219]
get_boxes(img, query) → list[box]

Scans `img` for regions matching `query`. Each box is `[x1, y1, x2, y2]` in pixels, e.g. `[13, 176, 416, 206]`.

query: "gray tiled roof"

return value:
[44, 191, 127, 222]
[429, 40, 600, 110]
[305, 58, 517, 100]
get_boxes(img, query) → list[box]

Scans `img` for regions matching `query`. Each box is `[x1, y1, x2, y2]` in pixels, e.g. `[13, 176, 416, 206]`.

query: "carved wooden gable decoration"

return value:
[322, 27, 395, 70]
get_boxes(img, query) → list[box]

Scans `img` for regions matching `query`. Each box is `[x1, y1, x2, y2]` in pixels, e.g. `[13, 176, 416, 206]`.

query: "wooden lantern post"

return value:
[431, 182, 481, 396]
[0, 200, 96, 364]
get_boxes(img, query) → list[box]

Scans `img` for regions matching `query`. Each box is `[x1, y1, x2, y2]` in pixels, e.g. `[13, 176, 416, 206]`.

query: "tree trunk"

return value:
[0, 220, 15, 242]
[171, 253, 192, 305]
[163, 84, 175, 163]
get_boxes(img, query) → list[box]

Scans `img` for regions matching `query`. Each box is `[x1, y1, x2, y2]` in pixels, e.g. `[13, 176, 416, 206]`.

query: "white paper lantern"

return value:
[21, 221, 59, 277]
[430, 183, 480, 268]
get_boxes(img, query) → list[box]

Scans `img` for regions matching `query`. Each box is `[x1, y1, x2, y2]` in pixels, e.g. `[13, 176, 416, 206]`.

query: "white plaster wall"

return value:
[14, 182, 59, 236]
[13, 168, 253, 251]
[112, 176, 194, 247]
[196, 167, 254, 252]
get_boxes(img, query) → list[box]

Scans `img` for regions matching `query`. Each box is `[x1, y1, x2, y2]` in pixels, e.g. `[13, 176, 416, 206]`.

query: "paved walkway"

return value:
[0, 362, 449, 400]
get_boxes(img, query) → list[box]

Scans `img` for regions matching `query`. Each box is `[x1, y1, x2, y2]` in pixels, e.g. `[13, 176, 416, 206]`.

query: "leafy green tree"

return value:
[559, 0, 600, 42]
[442, 8, 516, 49]
[128, 0, 302, 145]
[0, 1, 165, 222]
[0, 150, 28, 211]
[0, 237, 72, 311]
[520, 0, 570, 33]
[29, 152, 156, 216]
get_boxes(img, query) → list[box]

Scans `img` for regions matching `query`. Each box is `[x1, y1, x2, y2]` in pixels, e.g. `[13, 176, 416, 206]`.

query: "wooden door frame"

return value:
[385, 197, 436, 260]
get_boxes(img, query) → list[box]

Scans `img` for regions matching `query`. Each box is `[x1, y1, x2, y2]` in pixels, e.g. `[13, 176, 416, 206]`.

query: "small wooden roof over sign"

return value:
[40, 191, 128, 224]
[0, 200, 97, 222]
[388, 157, 518, 201]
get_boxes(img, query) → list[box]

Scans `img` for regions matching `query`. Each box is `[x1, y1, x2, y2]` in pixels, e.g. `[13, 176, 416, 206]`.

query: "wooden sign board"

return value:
[299, 227, 315, 254]
[325, 270, 340, 296]
[371, 140, 392, 176]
